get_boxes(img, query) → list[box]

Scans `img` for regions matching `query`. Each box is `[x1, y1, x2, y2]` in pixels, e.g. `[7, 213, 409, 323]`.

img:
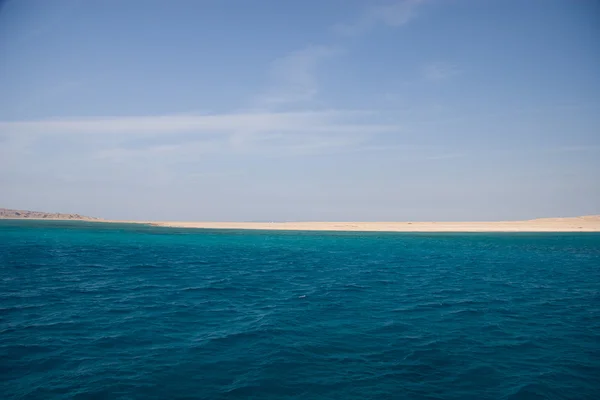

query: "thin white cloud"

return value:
[333, 0, 424, 36]
[92, 142, 218, 161]
[422, 62, 461, 81]
[256, 45, 339, 107]
[0, 110, 402, 160]
[0, 111, 366, 135]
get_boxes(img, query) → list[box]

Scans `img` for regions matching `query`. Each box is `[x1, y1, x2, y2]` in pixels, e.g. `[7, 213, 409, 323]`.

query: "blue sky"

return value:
[1, 0, 599, 221]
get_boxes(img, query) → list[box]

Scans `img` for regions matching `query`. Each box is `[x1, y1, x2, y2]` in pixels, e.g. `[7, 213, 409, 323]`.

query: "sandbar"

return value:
[147, 216, 600, 232]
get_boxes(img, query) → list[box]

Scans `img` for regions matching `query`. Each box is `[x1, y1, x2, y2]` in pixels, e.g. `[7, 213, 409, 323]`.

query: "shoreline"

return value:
[146, 217, 600, 232]
[3, 216, 599, 232]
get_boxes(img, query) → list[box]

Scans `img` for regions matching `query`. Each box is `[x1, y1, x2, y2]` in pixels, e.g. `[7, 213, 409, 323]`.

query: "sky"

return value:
[0, 0, 599, 221]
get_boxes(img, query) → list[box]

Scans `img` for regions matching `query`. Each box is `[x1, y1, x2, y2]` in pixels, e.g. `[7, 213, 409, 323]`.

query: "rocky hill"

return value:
[0, 208, 101, 221]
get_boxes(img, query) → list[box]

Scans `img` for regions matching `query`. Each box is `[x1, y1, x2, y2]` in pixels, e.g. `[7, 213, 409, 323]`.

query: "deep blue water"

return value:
[1, 220, 599, 399]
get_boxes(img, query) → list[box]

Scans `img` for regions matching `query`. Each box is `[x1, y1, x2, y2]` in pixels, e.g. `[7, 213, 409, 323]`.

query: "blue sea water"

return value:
[1, 220, 599, 399]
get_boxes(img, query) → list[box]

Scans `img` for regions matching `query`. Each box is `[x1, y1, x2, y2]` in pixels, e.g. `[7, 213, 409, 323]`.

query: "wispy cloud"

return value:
[0, 110, 401, 160]
[256, 45, 339, 107]
[0, 0, 441, 196]
[333, 0, 425, 36]
[422, 62, 461, 81]
[0, 111, 394, 136]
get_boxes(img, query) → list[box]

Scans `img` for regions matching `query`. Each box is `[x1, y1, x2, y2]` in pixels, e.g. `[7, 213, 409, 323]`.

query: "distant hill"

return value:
[0, 208, 101, 221]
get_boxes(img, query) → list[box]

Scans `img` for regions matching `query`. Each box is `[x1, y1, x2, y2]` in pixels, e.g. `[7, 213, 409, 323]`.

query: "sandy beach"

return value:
[2, 208, 599, 232]
[148, 216, 600, 232]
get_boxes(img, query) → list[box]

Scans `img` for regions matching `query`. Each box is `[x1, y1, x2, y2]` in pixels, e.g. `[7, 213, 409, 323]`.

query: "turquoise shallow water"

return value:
[1, 220, 599, 399]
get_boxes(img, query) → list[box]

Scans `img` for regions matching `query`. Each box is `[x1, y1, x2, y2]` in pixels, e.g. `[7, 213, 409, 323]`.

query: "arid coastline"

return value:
[2, 208, 599, 232]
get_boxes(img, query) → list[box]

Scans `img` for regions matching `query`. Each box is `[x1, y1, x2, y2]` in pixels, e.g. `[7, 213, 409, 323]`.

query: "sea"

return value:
[1, 220, 599, 399]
